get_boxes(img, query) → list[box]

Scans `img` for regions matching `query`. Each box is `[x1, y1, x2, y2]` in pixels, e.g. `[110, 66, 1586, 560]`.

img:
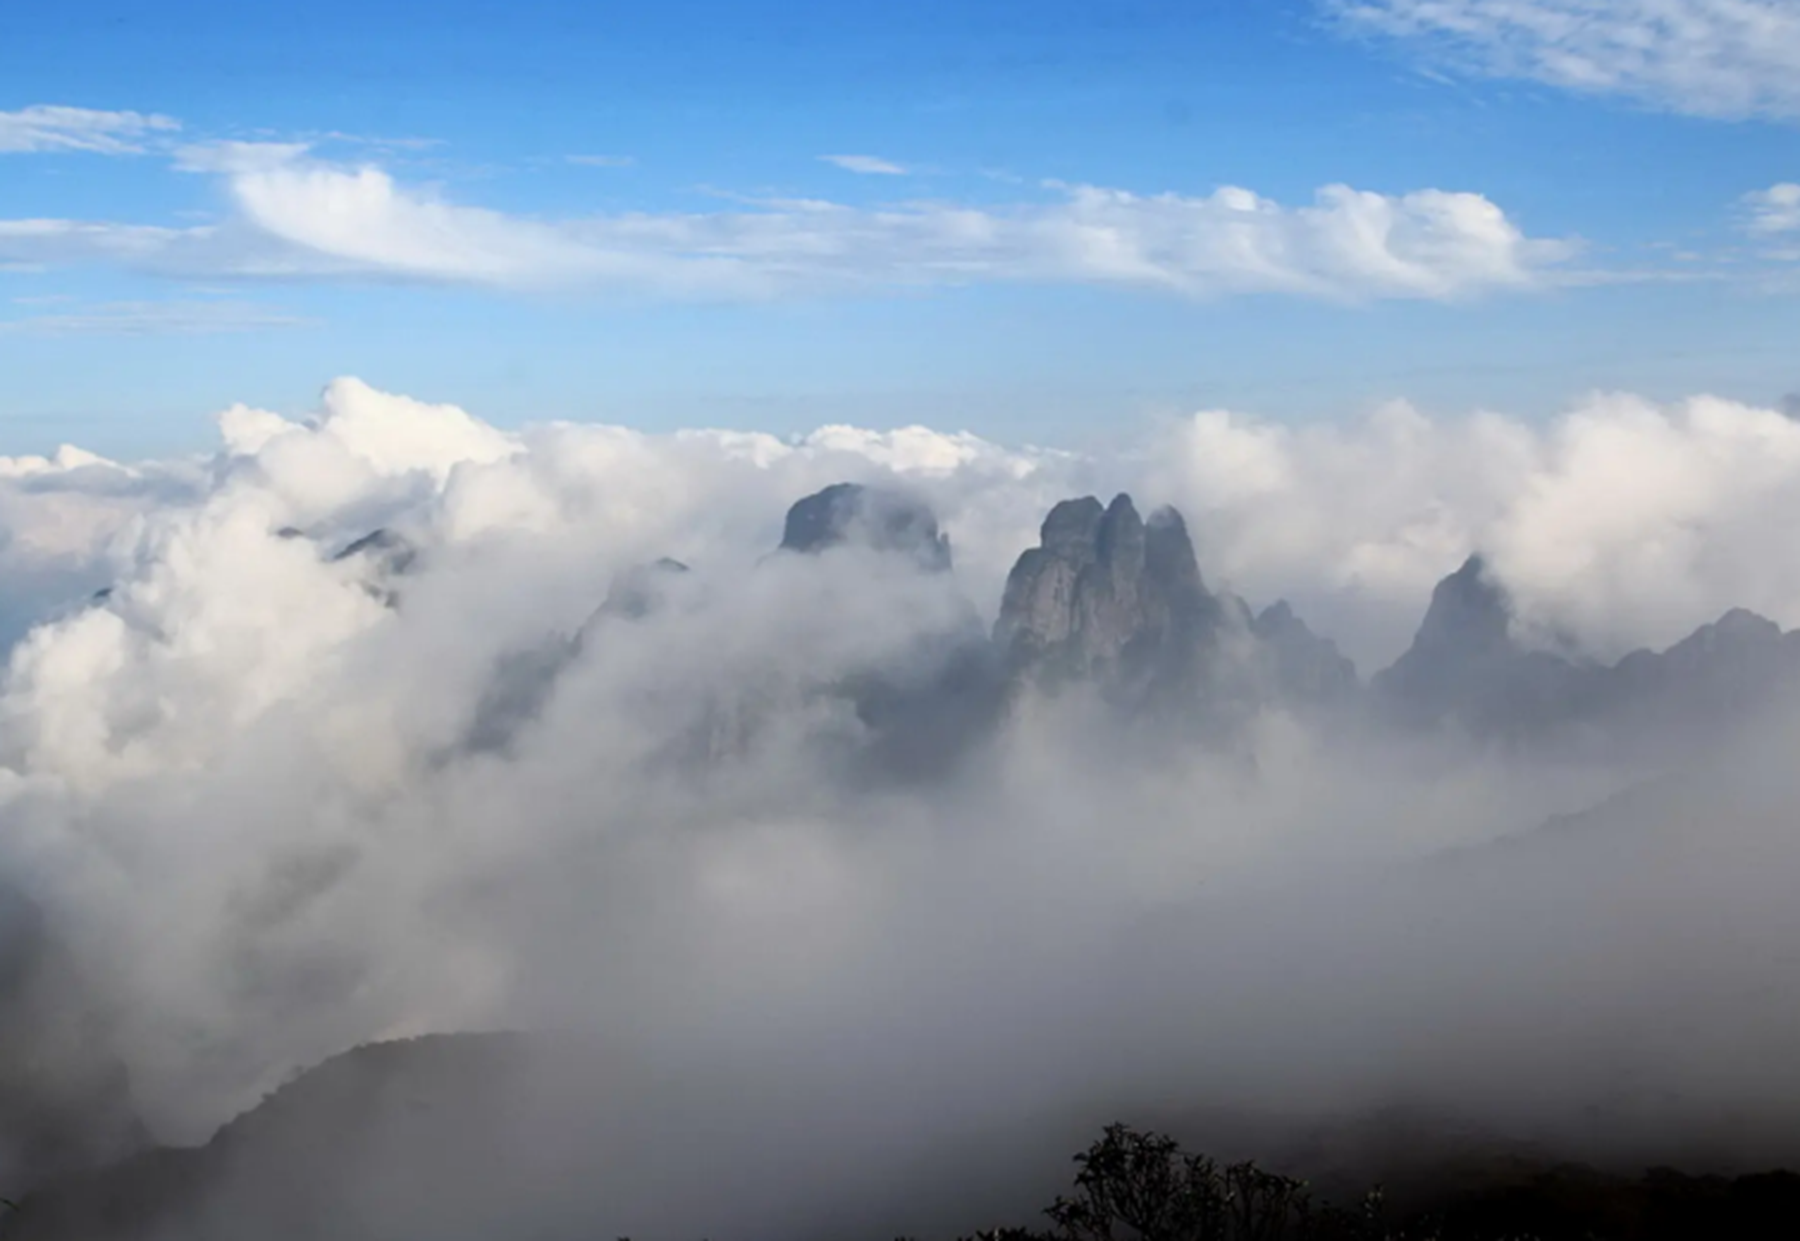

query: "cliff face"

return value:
[993, 493, 1364, 723]
[994, 494, 1243, 719]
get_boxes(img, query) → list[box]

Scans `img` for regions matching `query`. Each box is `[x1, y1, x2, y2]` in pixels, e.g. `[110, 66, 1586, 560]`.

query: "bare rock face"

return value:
[778, 483, 951, 572]
[995, 494, 1232, 716]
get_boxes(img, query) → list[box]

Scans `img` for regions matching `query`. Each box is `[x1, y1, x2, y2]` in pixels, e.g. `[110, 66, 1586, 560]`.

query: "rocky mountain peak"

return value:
[1145, 505, 1210, 612]
[995, 492, 1230, 715]
[1410, 554, 1513, 659]
[778, 482, 952, 571]
[1039, 496, 1105, 559]
[1372, 553, 1571, 732]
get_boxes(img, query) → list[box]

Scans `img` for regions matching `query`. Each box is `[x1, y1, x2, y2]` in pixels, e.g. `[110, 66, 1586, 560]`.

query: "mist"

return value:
[3, 377, 1800, 1238]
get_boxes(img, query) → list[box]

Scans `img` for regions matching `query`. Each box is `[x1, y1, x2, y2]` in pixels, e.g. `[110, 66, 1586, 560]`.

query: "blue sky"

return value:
[4, 0, 1800, 457]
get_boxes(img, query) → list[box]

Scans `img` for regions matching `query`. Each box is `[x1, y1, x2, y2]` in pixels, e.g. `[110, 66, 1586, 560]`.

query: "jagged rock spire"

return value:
[995, 493, 1228, 713]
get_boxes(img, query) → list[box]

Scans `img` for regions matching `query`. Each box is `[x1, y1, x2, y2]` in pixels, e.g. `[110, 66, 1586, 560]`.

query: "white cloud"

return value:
[0, 298, 310, 336]
[12, 377, 1799, 684]
[0, 104, 180, 155]
[565, 154, 636, 168]
[1743, 182, 1800, 235]
[0, 218, 208, 267]
[821, 153, 910, 175]
[1147, 392, 1800, 664]
[0, 153, 1573, 300]
[5, 378, 1800, 1174]
[1327, 0, 1800, 120]
[171, 140, 313, 175]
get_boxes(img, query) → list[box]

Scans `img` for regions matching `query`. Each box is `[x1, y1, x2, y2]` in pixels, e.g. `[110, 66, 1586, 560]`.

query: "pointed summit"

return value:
[1375, 554, 1601, 736]
[1409, 554, 1513, 660]
[1039, 496, 1105, 559]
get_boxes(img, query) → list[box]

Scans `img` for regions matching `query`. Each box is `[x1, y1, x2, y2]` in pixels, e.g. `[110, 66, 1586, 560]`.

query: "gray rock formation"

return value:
[778, 482, 952, 571]
[994, 494, 1235, 717]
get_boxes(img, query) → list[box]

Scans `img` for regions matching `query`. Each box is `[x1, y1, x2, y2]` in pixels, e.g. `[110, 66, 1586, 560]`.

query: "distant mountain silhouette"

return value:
[379, 492, 1800, 769]
[1373, 555, 1800, 750]
[778, 481, 952, 571]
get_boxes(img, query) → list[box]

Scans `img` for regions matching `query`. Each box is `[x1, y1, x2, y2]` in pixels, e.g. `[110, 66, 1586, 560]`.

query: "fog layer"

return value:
[2, 379, 1800, 1237]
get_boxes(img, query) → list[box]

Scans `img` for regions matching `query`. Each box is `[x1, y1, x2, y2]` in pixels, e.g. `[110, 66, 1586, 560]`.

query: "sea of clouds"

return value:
[4, 379, 1800, 1233]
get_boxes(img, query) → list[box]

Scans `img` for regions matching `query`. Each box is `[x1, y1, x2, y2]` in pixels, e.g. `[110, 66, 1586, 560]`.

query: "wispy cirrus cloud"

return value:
[0, 143, 1576, 302]
[821, 154, 910, 176]
[172, 140, 316, 175]
[1325, 0, 1800, 120]
[0, 104, 181, 154]
[0, 298, 311, 336]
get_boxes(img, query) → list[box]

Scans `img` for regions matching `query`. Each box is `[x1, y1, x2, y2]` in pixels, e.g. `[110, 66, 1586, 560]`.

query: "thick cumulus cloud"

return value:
[6, 380, 1800, 1231]
[1147, 392, 1800, 663]
[0, 445, 200, 653]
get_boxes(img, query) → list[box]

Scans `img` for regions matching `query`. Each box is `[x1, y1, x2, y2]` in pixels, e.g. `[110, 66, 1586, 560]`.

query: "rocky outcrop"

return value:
[778, 483, 952, 571]
[994, 494, 1237, 717]
[994, 493, 1367, 725]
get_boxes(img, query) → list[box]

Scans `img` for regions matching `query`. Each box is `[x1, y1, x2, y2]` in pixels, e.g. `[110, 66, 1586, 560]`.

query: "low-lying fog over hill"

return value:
[4, 379, 1800, 1237]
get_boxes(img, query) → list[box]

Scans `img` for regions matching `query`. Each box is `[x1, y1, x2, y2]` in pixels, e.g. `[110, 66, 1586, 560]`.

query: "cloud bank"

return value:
[1328, 0, 1800, 120]
[3, 379, 1800, 1235]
